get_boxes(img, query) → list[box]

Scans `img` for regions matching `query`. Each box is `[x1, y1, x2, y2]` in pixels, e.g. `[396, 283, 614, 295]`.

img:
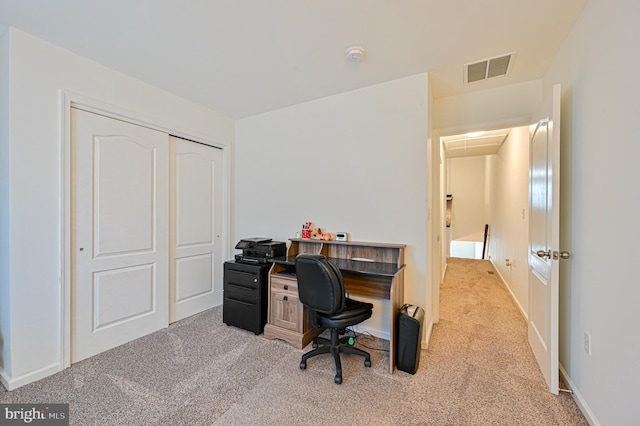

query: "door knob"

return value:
[536, 250, 551, 259]
[558, 251, 572, 260]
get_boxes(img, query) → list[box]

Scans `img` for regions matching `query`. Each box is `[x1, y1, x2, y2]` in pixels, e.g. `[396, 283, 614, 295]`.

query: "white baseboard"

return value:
[559, 364, 600, 426]
[0, 362, 62, 391]
[490, 259, 528, 321]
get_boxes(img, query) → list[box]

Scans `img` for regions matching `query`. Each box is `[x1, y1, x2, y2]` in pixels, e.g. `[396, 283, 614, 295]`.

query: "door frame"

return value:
[60, 90, 232, 369]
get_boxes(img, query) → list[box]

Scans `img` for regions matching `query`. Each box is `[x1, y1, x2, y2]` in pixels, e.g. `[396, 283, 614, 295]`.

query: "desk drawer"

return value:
[271, 275, 298, 294]
[270, 292, 302, 332]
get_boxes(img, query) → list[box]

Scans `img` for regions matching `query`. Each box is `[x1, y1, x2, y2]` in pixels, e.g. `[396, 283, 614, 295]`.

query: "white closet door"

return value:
[170, 136, 223, 323]
[71, 108, 169, 363]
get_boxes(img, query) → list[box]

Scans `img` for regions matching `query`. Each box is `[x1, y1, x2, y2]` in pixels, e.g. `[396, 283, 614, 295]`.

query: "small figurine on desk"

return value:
[311, 227, 335, 241]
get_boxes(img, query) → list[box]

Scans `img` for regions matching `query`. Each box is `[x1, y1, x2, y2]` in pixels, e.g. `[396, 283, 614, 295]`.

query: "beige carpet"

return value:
[0, 258, 587, 425]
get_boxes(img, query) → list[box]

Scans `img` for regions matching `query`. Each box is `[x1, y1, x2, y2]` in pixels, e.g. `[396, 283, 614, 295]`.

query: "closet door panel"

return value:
[71, 108, 169, 363]
[170, 136, 223, 322]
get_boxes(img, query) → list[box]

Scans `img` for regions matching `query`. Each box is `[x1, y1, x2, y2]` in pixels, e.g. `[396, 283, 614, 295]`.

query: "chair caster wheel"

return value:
[334, 376, 342, 384]
[300, 361, 306, 370]
[364, 359, 371, 368]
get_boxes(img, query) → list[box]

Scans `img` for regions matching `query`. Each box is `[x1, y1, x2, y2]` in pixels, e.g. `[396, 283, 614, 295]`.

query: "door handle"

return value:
[536, 250, 552, 259]
[536, 249, 572, 260]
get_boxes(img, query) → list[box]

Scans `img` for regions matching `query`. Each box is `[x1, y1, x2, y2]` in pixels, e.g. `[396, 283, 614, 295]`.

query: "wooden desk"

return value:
[264, 238, 405, 373]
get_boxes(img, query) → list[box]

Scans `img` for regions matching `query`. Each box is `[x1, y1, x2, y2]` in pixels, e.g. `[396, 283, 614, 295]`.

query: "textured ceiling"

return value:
[0, 0, 587, 119]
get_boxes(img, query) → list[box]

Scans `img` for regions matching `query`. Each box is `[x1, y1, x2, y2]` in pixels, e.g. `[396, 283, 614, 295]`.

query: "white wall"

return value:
[0, 28, 235, 390]
[0, 26, 11, 379]
[447, 156, 487, 242]
[434, 80, 541, 133]
[450, 241, 481, 259]
[486, 126, 529, 316]
[541, 0, 640, 423]
[236, 74, 430, 340]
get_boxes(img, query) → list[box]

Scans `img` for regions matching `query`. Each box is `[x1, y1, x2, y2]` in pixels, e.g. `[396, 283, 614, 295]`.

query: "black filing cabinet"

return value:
[223, 260, 270, 334]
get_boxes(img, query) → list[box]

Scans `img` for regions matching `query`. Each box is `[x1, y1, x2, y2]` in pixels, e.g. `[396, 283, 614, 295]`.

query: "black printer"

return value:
[234, 237, 286, 263]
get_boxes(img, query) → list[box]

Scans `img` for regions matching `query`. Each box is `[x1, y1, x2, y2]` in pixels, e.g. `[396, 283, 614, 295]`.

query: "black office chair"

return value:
[295, 254, 373, 384]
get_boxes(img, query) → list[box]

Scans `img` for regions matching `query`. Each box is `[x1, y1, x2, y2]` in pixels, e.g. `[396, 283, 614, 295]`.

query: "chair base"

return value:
[299, 328, 371, 384]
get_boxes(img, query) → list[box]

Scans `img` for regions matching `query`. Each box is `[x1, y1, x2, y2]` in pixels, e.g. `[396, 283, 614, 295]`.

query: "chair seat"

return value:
[318, 298, 373, 329]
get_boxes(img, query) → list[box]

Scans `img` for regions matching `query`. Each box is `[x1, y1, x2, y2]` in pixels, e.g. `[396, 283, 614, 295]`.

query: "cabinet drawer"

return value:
[224, 291, 259, 307]
[223, 292, 264, 335]
[271, 275, 298, 295]
[225, 269, 260, 290]
[225, 281, 259, 298]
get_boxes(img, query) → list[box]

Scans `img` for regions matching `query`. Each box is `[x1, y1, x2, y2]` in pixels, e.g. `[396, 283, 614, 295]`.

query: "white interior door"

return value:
[71, 108, 169, 363]
[528, 84, 561, 394]
[169, 136, 223, 323]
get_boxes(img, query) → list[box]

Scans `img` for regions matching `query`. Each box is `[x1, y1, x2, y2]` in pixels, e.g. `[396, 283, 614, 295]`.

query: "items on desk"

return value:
[234, 237, 286, 263]
[351, 257, 374, 262]
[300, 221, 336, 241]
[301, 222, 312, 239]
[311, 227, 334, 240]
[335, 232, 348, 242]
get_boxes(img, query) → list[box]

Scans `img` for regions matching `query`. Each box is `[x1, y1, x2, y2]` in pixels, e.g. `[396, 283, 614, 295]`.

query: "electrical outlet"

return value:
[583, 332, 591, 355]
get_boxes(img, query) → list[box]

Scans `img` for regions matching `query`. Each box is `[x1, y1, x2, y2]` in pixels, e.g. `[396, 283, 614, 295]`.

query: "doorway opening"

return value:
[439, 124, 530, 316]
[442, 128, 510, 262]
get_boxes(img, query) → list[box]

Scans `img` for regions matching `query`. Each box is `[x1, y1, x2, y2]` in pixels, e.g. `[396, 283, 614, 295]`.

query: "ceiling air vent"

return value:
[465, 52, 515, 84]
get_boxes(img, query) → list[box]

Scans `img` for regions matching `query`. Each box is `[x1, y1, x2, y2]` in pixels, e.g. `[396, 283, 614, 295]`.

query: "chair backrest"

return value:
[295, 254, 345, 315]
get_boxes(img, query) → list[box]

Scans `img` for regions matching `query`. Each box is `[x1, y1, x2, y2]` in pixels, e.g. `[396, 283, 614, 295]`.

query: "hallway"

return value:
[427, 257, 587, 424]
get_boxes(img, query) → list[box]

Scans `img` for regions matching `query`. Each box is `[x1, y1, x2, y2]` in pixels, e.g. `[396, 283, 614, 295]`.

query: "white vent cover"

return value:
[465, 52, 516, 84]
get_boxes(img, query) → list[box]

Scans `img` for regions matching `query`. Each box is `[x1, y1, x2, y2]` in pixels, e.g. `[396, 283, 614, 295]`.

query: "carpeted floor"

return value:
[1, 258, 587, 425]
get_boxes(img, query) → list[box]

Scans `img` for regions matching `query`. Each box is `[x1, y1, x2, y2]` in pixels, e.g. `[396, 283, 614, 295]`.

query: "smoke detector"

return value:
[345, 46, 366, 62]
